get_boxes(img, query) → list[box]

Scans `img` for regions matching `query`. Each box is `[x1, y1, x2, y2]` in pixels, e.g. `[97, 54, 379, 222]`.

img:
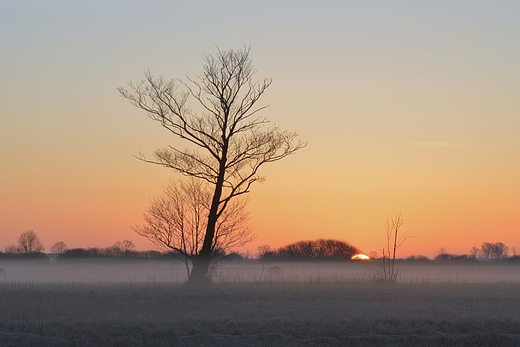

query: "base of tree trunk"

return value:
[186, 255, 212, 286]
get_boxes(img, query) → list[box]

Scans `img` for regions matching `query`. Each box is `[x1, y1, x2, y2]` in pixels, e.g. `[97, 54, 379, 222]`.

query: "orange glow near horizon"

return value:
[2, 143, 520, 260]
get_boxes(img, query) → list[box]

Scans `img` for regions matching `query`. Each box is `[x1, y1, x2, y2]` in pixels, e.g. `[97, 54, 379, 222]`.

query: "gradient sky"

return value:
[2, 1, 520, 258]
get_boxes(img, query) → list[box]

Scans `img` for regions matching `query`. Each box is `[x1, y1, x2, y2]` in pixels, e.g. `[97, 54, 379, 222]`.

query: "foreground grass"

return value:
[1, 281, 520, 346]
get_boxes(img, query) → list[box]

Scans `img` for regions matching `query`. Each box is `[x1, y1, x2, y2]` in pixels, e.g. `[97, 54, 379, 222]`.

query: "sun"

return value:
[351, 253, 370, 260]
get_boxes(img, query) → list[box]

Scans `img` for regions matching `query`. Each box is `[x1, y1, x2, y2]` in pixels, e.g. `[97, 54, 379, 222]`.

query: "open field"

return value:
[1, 259, 520, 346]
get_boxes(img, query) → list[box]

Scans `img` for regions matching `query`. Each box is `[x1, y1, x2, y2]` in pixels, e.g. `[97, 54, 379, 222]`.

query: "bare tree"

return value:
[481, 242, 509, 259]
[378, 214, 409, 282]
[18, 230, 44, 255]
[119, 46, 305, 284]
[108, 240, 136, 256]
[120, 240, 136, 255]
[494, 242, 509, 258]
[257, 244, 272, 258]
[469, 246, 480, 258]
[50, 241, 68, 256]
[134, 178, 254, 279]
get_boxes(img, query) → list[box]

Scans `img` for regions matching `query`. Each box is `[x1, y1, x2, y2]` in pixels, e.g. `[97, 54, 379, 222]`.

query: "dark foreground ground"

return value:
[1, 281, 520, 346]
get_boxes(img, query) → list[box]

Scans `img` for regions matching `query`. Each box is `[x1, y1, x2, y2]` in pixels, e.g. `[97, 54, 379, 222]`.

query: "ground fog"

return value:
[1, 258, 520, 284]
[1, 259, 520, 346]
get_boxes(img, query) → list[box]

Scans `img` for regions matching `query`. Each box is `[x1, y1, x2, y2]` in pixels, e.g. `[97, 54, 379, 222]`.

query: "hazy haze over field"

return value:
[2, 259, 520, 284]
[2, 259, 520, 345]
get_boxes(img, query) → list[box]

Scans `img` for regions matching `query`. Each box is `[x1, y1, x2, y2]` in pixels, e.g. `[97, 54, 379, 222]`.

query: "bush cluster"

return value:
[258, 239, 360, 261]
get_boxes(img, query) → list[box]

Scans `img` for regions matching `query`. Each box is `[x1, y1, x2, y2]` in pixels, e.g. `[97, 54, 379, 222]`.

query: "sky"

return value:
[1, 1, 520, 258]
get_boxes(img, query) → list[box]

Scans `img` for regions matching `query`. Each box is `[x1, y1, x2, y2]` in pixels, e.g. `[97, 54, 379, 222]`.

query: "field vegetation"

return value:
[1, 259, 520, 346]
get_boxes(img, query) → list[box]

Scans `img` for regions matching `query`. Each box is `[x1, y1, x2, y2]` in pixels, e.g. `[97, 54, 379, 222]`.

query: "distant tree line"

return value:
[433, 242, 512, 262]
[257, 239, 361, 261]
[476, 242, 510, 259]
[56, 247, 170, 259]
[1, 230, 138, 259]
[402, 242, 516, 262]
[1, 230, 245, 260]
[4, 231, 517, 263]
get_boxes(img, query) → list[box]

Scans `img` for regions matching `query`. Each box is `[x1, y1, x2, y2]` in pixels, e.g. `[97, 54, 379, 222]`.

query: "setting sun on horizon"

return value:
[351, 254, 370, 260]
[2, 1, 520, 260]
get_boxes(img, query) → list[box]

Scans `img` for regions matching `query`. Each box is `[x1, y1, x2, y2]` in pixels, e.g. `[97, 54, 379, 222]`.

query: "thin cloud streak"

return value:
[411, 141, 469, 147]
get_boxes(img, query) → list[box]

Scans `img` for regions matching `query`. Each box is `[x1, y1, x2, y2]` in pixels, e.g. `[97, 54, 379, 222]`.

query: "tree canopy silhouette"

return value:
[480, 242, 509, 259]
[18, 230, 45, 255]
[50, 241, 68, 255]
[259, 239, 360, 260]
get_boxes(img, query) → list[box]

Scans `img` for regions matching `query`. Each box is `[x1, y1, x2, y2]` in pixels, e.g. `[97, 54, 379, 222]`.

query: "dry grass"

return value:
[1, 259, 520, 346]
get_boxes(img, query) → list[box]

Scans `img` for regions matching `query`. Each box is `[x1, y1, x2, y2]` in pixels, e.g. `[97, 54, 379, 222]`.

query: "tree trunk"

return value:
[186, 141, 229, 286]
[187, 254, 211, 285]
